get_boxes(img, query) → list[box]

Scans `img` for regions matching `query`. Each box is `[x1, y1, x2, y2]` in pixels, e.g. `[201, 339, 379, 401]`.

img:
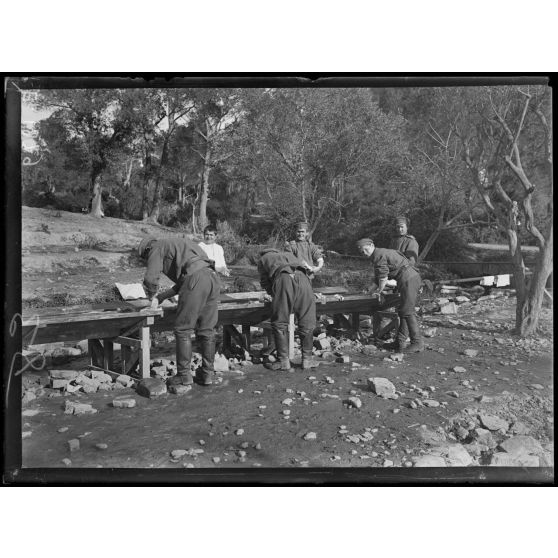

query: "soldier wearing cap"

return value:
[389, 216, 419, 265]
[284, 222, 324, 277]
[258, 248, 320, 371]
[137, 236, 220, 388]
[356, 238, 424, 353]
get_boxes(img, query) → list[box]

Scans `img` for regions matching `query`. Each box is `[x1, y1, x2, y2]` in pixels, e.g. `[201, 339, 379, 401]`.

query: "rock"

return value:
[77, 340, 89, 354]
[423, 400, 440, 407]
[57, 427, 69, 433]
[362, 344, 378, 355]
[22, 431, 32, 439]
[345, 397, 362, 409]
[321, 351, 336, 361]
[440, 302, 458, 314]
[90, 371, 113, 383]
[473, 428, 497, 449]
[508, 421, 530, 435]
[64, 400, 97, 415]
[22, 409, 40, 417]
[170, 449, 187, 459]
[116, 374, 135, 388]
[383, 460, 394, 467]
[413, 455, 447, 467]
[235, 429, 244, 436]
[368, 377, 397, 399]
[390, 353, 404, 362]
[447, 391, 459, 398]
[530, 383, 544, 390]
[169, 384, 192, 395]
[75, 375, 100, 393]
[462, 349, 479, 358]
[453, 366, 466, 373]
[325, 376, 335, 384]
[336, 355, 350, 364]
[22, 390, 37, 405]
[455, 296, 470, 303]
[499, 436, 543, 457]
[62, 458, 72, 466]
[50, 369, 80, 380]
[455, 426, 469, 441]
[445, 445, 473, 466]
[436, 298, 450, 305]
[282, 410, 291, 416]
[422, 327, 437, 338]
[479, 413, 509, 432]
[214, 353, 230, 373]
[419, 426, 447, 446]
[95, 443, 108, 450]
[67, 439, 80, 452]
[112, 396, 137, 408]
[314, 338, 331, 351]
[136, 378, 167, 399]
[490, 453, 540, 467]
[303, 432, 317, 441]
[282, 398, 294, 406]
[212, 457, 221, 464]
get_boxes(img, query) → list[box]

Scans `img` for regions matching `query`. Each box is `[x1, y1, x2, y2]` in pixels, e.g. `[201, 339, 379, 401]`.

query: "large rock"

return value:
[439, 302, 458, 314]
[49, 369, 79, 380]
[445, 445, 474, 466]
[418, 427, 448, 446]
[479, 413, 509, 432]
[473, 428, 498, 449]
[361, 344, 378, 355]
[75, 375, 100, 393]
[137, 378, 167, 398]
[90, 371, 113, 383]
[368, 377, 397, 399]
[314, 338, 331, 351]
[499, 436, 544, 457]
[115, 375, 135, 388]
[112, 396, 137, 408]
[64, 400, 97, 415]
[413, 455, 447, 467]
[490, 453, 540, 467]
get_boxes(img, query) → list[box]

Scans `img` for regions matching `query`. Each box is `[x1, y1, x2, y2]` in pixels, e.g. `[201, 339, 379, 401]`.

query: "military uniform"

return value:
[139, 237, 220, 385]
[284, 239, 323, 269]
[258, 249, 317, 369]
[389, 234, 419, 265]
[370, 247, 423, 352]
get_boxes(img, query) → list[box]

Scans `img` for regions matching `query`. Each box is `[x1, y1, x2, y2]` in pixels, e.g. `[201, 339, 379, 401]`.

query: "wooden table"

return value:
[21, 304, 163, 379]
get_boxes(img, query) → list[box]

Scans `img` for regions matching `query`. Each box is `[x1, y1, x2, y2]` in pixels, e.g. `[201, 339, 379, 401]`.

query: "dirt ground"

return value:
[20, 207, 554, 469]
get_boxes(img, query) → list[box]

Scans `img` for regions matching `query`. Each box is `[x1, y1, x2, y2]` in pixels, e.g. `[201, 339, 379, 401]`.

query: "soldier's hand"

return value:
[262, 293, 273, 303]
[150, 297, 160, 310]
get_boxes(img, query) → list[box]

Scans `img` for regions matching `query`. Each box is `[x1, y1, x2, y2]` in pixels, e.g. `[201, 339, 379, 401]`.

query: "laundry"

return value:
[480, 276, 495, 286]
[496, 274, 510, 287]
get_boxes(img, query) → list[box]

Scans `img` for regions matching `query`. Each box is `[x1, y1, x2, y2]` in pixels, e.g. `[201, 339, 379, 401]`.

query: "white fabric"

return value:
[198, 242, 227, 269]
[115, 282, 147, 300]
[496, 274, 510, 287]
[480, 276, 495, 286]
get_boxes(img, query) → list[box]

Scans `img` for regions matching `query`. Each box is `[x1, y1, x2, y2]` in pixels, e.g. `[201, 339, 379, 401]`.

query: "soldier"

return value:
[285, 222, 324, 276]
[356, 238, 424, 353]
[137, 236, 220, 388]
[198, 225, 231, 277]
[258, 249, 320, 371]
[389, 216, 419, 265]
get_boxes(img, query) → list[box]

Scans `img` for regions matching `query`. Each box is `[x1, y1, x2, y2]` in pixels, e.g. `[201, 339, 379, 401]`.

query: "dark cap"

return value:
[137, 236, 157, 259]
[356, 238, 374, 247]
[396, 215, 409, 226]
[296, 222, 309, 231]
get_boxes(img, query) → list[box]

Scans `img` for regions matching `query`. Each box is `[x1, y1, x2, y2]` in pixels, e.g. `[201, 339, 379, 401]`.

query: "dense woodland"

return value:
[21, 86, 552, 335]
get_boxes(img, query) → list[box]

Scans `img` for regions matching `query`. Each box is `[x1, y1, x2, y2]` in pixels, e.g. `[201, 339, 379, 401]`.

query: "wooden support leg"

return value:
[88, 339, 104, 368]
[102, 338, 114, 371]
[121, 345, 131, 375]
[140, 326, 151, 379]
[241, 324, 251, 353]
[351, 312, 360, 331]
[288, 313, 295, 360]
[222, 325, 232, 357]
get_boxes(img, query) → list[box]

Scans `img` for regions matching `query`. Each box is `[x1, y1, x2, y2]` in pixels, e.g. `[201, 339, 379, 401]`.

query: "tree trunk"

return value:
[90, 173, 104, 218]
[515, 232, 553, 336]
[198, 141, 212, 231]
[418, 229, 441, 263]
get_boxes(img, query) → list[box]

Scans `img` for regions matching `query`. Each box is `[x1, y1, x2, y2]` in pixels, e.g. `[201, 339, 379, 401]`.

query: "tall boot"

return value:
[403, 315, 424, 353]
[169, 331, 194, 386]
[300, 330, 319, 369]
[195, 334, 215, 386]
[265, 329, 291, 371]
[384, 316, 409, 351]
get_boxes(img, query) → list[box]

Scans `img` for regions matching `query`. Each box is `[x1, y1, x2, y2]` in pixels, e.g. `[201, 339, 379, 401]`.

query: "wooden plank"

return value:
[21, 308, 162, 327]
[88, 339, 104, 368]
[314, 286, 349, 295]
[288, 314, 295, 360]
[115, 335, 142, 348]
[140, 326, 151, 379]
[87, 365, 138, 384]
[124, 352, 140, 376]
[121, 345, 131, 375]
[102, 338, 114, 370]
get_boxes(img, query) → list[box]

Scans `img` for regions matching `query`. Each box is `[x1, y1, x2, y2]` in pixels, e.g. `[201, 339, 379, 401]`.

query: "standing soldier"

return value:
[137, 236, 220, 388]
[258, 249, 320, 371]
[356, 238, 424, 353]
[389, 216, 419, 265]
[285, 222, 325, 277]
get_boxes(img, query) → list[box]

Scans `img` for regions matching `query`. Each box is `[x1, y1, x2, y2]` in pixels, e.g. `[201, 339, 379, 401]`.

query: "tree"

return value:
[32, 90, 133, 217]
[454, 85, 552, 336]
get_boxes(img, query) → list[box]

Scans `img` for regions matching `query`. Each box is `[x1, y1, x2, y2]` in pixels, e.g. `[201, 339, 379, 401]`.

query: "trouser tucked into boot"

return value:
[265, 328, 292, 370]
[300, 327, 319, 368]
[170, 329, 194, 385]
[402, 314, 424, 353]
[195, 331, 216, 385]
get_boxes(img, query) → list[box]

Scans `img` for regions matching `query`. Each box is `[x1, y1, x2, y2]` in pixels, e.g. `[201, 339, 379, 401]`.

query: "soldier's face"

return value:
[358, 244, 374, 257]
[397, 223, 408, 236]
[296, 229, 308, 240]
[204, 231, 217, 244]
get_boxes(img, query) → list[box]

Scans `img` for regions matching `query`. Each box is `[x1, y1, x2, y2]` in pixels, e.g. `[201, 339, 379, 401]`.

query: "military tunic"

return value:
[284, 240, 323, 267]
[389, 234, 419, 265]
[371, 247, 421, 317]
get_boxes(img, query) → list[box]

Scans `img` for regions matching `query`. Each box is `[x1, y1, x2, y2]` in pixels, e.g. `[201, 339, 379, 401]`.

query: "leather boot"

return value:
[402, 315, 425, 353]
[195, 334, 215, 386]
[301, 330, 319, 368]
[383, 317, 409, 351]
[264, 329, 291, 371]
[170, 331, 194, 385]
